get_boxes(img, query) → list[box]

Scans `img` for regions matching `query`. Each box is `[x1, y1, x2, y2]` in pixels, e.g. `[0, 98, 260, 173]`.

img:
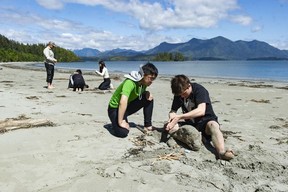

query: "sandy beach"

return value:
[0, 62, 288, 192]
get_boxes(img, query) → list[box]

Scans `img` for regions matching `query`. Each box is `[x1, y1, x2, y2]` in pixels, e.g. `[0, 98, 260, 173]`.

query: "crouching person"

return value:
[70, 69, 88, 91]
[107, 62, 158, 138]
[165, 74, 235, 161]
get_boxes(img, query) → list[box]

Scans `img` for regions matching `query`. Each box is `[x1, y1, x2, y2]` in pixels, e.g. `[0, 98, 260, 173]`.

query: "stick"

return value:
[0, 118, 54, 133]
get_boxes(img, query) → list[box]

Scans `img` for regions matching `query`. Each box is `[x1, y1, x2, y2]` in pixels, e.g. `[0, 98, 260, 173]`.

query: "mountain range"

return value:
[73, 36, 288, 60]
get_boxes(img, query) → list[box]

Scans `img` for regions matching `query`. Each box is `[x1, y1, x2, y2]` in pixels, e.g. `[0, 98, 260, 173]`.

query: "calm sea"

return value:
[49, 60, 288, 82]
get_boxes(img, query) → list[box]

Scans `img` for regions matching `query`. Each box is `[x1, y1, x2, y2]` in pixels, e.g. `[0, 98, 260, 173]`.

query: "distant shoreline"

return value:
[1, 61, 288, 84]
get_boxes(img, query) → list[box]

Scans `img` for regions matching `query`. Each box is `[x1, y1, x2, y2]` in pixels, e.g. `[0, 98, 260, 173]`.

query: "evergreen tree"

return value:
[0, 34, 80, 62]
[153, 52, 185, 61]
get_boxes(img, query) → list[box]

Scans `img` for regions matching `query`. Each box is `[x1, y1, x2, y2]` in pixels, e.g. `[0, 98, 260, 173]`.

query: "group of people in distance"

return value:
[67, 60, 112, 91]
[43, 41, 112, 91]
[43, 41, 235, 161]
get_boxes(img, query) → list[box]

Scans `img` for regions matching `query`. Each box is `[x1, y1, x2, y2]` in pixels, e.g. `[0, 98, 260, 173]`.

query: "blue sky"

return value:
[1, 0, 288, 51]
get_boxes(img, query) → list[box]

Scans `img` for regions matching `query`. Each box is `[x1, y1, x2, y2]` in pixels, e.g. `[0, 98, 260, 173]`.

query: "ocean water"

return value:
[51, 60, 288, 82]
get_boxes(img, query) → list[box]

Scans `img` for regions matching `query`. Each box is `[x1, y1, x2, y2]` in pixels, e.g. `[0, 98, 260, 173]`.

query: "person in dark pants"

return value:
[68, 69, 89, 90]
[165, 74, 235, 161]
[71, 69, 86, 91]
[107, 62, 158, 138]
[43, 41, 57, 89]
[95, 60, 112, 90]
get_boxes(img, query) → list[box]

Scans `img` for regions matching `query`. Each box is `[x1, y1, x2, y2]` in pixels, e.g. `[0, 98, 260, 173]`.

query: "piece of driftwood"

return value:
[151, 152, 184, 165]
[0, 115, 54, 133]
[156, 152, 184, 161]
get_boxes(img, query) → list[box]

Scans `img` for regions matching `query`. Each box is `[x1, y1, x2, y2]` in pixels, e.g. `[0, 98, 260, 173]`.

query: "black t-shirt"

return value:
[170, 83, 217, 125]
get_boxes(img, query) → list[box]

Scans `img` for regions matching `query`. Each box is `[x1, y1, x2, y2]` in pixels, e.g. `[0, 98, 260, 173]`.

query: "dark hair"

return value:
[171, 74, 190, 95]
[98, 60, 106, 73]
[76, 69, 82, 74]
[141, 62, 158, 78]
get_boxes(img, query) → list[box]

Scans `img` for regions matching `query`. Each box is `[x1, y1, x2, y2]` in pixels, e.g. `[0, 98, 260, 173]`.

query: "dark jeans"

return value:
[45, 62, 54, 84]
[98, 78, 111, 90]
[107, 91, 153, 138]
[73, 83, 85, 91]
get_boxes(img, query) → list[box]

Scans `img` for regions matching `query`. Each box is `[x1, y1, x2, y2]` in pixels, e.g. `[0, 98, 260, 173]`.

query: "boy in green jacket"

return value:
[108, 62, 158, 138]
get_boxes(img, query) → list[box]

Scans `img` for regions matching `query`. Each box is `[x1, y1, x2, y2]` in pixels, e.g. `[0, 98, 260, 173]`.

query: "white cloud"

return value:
[229, 15, 252, 26]
[0, 29, 37, 44]
[57, 31, 173, 51]
[0, 0, 257, 51]
[35, 0, 252, 30]
[251, 25, 262, 33]
[271, 39, 288, 50]
[126, 0, 250, 29]
[0, 8, 81, 31]
[35, 0, 64, 9]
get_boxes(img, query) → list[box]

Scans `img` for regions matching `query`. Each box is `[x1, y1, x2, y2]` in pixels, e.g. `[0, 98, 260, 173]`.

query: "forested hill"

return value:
[0, 34, 79, 62]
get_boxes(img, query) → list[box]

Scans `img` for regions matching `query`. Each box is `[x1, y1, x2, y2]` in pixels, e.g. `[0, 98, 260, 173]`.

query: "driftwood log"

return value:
[0, 115, 54, 133]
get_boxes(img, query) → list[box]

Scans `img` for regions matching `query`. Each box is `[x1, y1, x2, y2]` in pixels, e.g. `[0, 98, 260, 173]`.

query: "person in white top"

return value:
[95, 60, 112, 90]
[43, 41, 57, 89]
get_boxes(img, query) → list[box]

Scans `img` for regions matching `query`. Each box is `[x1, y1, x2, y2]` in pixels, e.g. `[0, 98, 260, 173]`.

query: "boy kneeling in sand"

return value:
[107, 63, 158, 138]
[165, 74, 235, 161]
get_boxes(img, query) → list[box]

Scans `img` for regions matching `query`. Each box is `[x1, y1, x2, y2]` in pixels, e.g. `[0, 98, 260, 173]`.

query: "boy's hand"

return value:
[119, 120, 129, 129]
[146, 91, 153, 101]
[166, 115, 180, 131]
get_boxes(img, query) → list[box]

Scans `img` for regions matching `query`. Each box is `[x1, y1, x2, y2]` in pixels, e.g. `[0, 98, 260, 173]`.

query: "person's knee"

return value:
[144, 97, 154, 106]
[205, 121, 220, 135]
[115, 127, 129, 138]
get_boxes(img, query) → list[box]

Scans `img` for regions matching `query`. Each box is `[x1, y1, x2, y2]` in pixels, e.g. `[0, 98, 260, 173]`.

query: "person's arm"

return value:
[166, 111, 177, 131]
[118, 94, 129, 129]
[166, 103, 206, 130]
[165, 96, 181, 131]
[43, 48, 57, 63]
[168, 111, 177, 120]
[145, 91, 153, 101]
[95, 68, 106, 76]
[70, 75, 74, 85]
[95, 70, 101, 76]
[179, 103, 206, 120]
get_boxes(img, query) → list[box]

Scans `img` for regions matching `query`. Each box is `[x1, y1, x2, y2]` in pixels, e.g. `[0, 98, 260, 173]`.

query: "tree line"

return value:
[0, 34, 79, 62]
[153, 52, 185, 61]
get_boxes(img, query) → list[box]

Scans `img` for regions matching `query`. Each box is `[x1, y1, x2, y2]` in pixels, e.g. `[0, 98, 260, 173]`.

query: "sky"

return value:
[1, 0, 288, 51]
